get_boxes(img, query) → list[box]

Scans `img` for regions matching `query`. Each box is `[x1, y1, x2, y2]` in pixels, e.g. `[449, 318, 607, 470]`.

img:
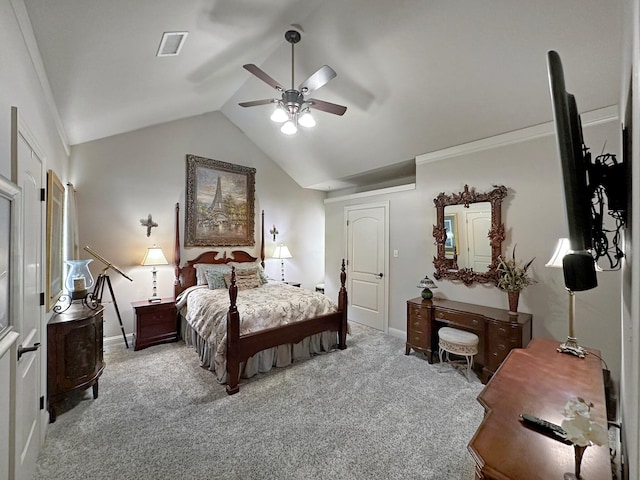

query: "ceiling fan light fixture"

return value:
[270, 106, 288, 123]
[281, 120, 297, 135]
[298, 111, 316, 128]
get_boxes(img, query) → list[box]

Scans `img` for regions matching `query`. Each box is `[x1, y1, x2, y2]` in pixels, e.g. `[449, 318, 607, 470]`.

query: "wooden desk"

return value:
[468, 338, 611, 479]
[406, 298, 532, 383]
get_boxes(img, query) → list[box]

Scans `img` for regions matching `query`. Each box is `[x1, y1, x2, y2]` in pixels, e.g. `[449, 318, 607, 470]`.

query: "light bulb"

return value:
[298, 112, 316, 128]
[270, 107, 288, 123]
[281, 120, 297, 135]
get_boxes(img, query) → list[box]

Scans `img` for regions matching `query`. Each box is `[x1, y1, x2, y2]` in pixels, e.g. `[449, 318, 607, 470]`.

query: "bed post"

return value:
[174, 203, 181, 292]
[260, 210, 265, 268]
[226, 267, 240, 395]
[337, 259, 348, 350]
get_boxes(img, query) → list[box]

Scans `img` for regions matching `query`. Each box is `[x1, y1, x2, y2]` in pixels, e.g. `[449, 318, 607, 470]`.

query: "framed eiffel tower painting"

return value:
[185, 155, 256, 247]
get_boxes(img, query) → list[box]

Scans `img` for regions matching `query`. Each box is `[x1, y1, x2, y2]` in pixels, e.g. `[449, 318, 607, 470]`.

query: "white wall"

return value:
[325, 117, 623, 386]
[70, 111, 326, 340]
[620, 0, 639, 477]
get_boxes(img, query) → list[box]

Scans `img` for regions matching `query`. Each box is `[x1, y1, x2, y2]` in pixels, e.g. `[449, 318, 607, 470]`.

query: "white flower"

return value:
[561, 397, 608, 447]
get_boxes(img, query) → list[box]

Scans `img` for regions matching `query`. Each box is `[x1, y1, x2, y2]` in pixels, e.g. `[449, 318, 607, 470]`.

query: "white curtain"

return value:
[65, 182, 80, 260]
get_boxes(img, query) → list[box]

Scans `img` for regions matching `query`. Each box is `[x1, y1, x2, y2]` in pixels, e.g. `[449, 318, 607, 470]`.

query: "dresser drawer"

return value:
[434, 309, 482, 332]
[408, 329, 429, 349]
[408, 306, 429, 333]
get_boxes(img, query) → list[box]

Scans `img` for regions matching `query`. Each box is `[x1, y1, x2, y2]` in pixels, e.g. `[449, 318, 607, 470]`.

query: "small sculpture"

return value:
[140, 214, 158, 237]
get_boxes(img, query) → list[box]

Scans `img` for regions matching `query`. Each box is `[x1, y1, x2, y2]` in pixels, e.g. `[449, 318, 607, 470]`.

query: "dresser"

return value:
[468, 338, 611, 479]
[405, 298, 532, 383]
[131, 298, 178, 351]
[47, 305, 105, 422]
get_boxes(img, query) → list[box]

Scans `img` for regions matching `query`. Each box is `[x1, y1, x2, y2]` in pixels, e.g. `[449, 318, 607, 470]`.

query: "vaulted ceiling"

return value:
[23, 0, 621, 190]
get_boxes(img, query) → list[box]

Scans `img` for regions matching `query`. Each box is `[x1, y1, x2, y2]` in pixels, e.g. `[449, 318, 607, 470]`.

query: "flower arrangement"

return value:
[496, 245, 536, 293]
[561, 397, 608, 447]
[560, 397, 608, 479]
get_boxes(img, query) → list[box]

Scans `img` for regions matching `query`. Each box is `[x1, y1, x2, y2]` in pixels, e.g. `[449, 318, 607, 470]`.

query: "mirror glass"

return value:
[433, 185, 507, 285]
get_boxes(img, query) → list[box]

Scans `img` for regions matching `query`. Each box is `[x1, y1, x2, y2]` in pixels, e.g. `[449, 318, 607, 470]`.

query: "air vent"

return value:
[156, 32, 188, 57]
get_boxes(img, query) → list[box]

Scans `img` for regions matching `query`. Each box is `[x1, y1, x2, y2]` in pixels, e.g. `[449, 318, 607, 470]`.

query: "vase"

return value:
[507, 291, 519, 314]
[65, 259, 94, 300]
[563, 444, 587, 480]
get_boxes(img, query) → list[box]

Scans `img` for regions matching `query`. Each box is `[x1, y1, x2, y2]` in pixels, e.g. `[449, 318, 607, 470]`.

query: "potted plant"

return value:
[496, 245, 536, 314]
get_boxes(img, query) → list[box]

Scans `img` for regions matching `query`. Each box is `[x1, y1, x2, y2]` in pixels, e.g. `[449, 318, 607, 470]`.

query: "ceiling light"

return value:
[270, 107, 288, 123]
[281, 120, 297, 135]
[298, 111, 316, 128]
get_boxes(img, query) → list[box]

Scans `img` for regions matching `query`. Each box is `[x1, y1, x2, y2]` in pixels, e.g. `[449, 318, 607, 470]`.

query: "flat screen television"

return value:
[547, 50, 597, 292]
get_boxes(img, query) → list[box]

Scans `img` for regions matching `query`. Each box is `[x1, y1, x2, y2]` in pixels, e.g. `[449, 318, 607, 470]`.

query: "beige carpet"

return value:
[34, 322, 484, 479]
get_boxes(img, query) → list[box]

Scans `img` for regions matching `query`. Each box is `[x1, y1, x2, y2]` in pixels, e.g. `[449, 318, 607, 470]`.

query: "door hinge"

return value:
[40, 188, 45, 202]
[39, 292, 45, 306]
[346, 220, 349, 226]
[40, 396, 45, 410]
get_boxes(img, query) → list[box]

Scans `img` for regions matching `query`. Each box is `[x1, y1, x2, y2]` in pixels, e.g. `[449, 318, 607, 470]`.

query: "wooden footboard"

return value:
[225, 260, 348, 395]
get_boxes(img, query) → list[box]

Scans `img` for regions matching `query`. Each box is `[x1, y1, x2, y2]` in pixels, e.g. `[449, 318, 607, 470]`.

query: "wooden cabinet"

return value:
[405, 298, 532, 383]
[47, 305, 105, 422]
[131, 298, 178, 351]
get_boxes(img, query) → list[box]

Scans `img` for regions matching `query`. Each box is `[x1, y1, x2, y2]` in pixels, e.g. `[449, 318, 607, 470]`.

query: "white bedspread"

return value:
[178, 283, 339, 381]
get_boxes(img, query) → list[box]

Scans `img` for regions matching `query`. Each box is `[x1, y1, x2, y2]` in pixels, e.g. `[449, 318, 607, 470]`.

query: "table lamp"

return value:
[418, 275, 437, 300]
[272, 244, 292, 282]
[141, 244, 168, 302]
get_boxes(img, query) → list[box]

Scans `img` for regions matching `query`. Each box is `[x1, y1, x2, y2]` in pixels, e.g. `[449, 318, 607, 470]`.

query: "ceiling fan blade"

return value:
[298, 65, 337, 94]
[238, 99, 278, 107]
[307, 98, 347, 116]
[243, 64, 284, 92]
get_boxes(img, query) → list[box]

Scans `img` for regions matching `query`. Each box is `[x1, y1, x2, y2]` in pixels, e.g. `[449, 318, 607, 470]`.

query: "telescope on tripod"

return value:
[84, 246, 133, 348]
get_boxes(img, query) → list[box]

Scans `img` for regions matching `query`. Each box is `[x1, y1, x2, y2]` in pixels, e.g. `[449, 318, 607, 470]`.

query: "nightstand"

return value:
[131, 298, 178, 351]
[284, 281, 301, 287]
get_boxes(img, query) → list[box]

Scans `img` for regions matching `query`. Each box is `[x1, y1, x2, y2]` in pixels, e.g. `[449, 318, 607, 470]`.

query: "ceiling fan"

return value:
[239, 29, 347, 135]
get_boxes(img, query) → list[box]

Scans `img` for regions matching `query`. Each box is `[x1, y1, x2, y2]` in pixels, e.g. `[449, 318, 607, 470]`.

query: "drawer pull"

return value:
[472, 319, 479, 326]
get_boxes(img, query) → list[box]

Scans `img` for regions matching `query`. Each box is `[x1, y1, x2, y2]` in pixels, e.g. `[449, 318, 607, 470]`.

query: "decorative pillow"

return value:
[228, 261, 269, 285]
[223, 270, 261, 290]
[205, 270, 227, 290]
[194, 263, 231, 285]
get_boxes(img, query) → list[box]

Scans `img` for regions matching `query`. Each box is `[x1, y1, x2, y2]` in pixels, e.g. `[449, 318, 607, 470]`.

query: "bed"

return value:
[173, 204, 348, 394]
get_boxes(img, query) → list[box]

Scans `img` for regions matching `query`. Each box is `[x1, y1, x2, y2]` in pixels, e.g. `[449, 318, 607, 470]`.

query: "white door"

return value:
[346, 204, 388, 331]
[466, 210, 492, 272]
[12, 108, 45, 480]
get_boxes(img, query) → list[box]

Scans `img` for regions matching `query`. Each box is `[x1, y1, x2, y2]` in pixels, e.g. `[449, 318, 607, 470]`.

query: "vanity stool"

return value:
[438, 326, 479, 381]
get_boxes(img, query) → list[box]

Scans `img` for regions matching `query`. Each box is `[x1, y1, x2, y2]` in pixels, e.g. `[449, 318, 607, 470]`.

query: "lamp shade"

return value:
[141, 245, 168, 266]
[545, 238, 602, 271]
[272, 244, 292, 259]
[417, 275, 437, 289]
[545, 238, 571, 268]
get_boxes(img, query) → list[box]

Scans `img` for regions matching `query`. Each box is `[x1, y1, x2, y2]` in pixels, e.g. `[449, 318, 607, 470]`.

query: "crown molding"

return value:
[10, 0, 70, 156]
[416, 105, 619, 165]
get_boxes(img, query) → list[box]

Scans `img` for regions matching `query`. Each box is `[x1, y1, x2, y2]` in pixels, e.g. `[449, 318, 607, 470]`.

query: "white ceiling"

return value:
[23, 0, 622, 190]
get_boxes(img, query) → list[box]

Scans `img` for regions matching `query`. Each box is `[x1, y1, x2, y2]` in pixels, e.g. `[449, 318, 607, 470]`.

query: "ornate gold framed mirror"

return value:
[432, 184, 507, 285]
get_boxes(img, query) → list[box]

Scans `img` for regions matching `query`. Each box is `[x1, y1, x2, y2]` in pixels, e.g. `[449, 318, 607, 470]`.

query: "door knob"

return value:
[17, 342, 41, 361]
[374, 273, 384, 279]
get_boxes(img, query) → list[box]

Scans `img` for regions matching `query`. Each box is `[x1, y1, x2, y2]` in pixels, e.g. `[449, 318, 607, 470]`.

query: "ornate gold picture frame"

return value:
[46, 169, 65, 311]
[185, 155, 256, 247]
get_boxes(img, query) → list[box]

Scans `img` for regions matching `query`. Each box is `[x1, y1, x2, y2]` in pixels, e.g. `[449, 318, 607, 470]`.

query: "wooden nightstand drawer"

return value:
[434, 309, 482, 331]
[132, 298, 178, 351]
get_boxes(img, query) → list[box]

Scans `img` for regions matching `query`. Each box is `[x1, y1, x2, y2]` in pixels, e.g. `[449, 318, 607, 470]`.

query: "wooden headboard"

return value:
[174, 203, 265, 296]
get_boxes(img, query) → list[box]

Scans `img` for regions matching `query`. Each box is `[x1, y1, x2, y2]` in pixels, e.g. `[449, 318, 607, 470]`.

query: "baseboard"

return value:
[104, 333, 134, 348]
[388, 327, 405, 340]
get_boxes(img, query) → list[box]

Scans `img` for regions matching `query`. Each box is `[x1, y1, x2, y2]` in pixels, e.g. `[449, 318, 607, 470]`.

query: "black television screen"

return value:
[547, 50, 597, 291]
